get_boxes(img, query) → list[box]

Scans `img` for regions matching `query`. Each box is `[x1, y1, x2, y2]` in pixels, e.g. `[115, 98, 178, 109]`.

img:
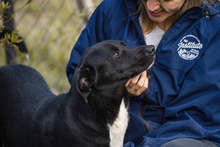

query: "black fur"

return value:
[0, 40, 155, 147]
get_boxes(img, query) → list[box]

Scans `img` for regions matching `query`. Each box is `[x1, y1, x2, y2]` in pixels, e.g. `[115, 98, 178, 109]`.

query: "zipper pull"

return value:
[204, 5, 210, 20]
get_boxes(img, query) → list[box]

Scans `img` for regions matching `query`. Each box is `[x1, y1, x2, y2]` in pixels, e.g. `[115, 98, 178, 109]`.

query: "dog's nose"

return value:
[146, 45, 155, 55]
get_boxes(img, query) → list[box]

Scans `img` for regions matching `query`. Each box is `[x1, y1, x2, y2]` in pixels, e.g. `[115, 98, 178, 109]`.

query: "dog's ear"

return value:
[76, 66, 95, 103]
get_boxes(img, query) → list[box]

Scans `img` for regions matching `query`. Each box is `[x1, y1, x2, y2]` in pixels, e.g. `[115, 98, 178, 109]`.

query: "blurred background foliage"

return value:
[0, 0, 102, 94]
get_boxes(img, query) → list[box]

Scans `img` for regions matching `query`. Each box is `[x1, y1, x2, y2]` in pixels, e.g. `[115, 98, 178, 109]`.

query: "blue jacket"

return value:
[66, 0, 220, 146]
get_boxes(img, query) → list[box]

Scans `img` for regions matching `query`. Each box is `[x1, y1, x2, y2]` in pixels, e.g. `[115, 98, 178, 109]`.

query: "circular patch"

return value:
[177, 35, 203, 60]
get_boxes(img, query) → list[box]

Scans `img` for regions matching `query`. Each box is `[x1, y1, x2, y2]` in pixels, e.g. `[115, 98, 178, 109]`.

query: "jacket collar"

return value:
[122, 0, 139, 14]
[206, 2, 220, 15]
[122, 0, 146, 45]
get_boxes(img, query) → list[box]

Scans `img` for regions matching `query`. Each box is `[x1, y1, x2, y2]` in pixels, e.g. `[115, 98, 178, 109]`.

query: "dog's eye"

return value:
[113, 51, 120, 57]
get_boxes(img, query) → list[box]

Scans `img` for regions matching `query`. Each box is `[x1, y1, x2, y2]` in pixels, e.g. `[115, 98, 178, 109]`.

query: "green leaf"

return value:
[26, 0, 32, 4]
[7, 33, 10, 39]
[2, 1, 5, 8]
[1, 26, 5, 30]
[16, 39, 23, 43]
[10, 35, 15, 43]
[12, 29, 18, 35]
[1, 1, 10, 11]
[11, 14, 15, 19]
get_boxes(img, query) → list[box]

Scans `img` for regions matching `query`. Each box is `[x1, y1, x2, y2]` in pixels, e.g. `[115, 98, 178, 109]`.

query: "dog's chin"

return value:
[131, 61, 154, 78]
[117, 65, 153, 82]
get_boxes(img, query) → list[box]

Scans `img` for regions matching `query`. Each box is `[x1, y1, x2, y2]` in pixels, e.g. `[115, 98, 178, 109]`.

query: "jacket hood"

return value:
[207, 2, 220, 15]
[205, 0, 220, 5]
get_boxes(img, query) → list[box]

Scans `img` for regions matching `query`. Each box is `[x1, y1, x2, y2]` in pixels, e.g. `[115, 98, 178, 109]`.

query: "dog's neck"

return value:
[68, 80, 129, 146]
[67, 80, 110, 141]
[108, 99, 129, 147]
[87, 86, 129, 147]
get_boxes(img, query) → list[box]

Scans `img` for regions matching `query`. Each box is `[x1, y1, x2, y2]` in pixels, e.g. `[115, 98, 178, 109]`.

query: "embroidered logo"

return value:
[177, 35, 203, 60]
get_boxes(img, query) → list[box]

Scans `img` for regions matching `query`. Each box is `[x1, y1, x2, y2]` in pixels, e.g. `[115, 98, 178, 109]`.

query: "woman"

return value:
[66, 0, 220, 146]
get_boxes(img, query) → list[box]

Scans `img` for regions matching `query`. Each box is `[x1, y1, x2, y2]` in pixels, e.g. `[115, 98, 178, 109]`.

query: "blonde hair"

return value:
[140, 0, 203, 34]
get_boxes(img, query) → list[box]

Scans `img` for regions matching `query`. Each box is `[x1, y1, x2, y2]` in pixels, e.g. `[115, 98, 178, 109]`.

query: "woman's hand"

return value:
[126, 70, 148, 97]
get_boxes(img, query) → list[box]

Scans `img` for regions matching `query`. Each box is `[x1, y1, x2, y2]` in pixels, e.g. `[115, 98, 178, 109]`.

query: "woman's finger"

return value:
[126, 73, 141, 88]
[126, 71, 149, 96]
[134, 71, 147, 91]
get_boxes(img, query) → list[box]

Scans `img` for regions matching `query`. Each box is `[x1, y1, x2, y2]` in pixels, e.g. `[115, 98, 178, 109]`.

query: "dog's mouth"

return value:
[116, 59, 155, 82]
[131, 62, 154, 78]
[130, 54, 155, 77]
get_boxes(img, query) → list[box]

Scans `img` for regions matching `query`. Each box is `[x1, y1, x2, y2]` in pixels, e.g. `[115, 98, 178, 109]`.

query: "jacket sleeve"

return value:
[66, 1, 108, 84]
[125, 30, 220, 147]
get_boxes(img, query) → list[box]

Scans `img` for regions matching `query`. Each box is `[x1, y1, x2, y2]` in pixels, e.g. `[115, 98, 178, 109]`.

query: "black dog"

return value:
[0, 40, 155, 147]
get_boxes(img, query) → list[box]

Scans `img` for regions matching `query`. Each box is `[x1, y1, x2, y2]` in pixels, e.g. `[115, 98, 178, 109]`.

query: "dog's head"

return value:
[75, 40, 155, 103]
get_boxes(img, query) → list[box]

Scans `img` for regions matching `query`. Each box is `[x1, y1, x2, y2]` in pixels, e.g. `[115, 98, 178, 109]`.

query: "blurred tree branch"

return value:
[71, 0, 95, 30]
[0, 0, 31, 64]
[2, 0, 16, 64]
